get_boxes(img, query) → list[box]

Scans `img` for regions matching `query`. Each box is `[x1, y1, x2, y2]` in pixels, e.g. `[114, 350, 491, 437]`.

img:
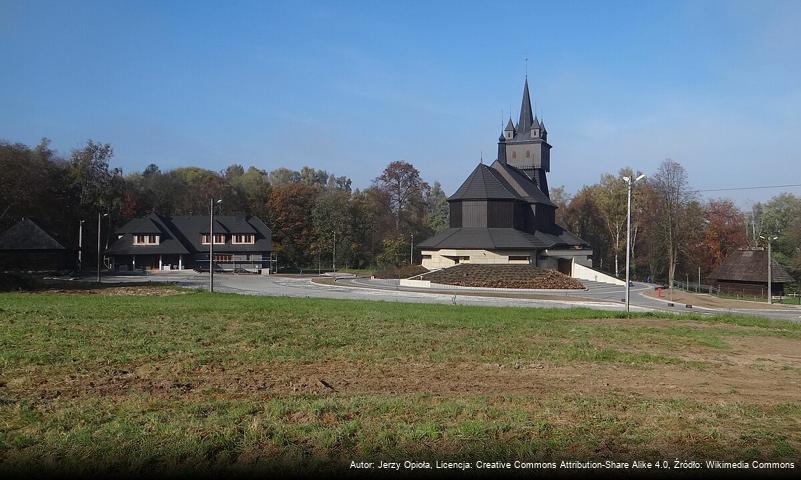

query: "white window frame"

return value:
[133, 234, 160, 245]
[201, 234, 226, 245]
[232, 234, 255, 245]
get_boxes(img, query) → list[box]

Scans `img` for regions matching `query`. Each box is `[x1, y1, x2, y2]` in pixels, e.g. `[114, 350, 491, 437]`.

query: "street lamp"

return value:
[332, 230, 336, 272]
[759, 235, 779, 304]
[209, 198, 222, 293]
[97, 212, 108, 283]
[410, 233, 414, 265]
[623, 173, 645, 313]
[78, 219, 85, 273]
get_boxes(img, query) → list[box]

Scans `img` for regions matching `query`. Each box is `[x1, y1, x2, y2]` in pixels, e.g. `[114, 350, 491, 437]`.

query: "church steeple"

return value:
[500, 78, 552, 187]
[518, 79, 534, 133]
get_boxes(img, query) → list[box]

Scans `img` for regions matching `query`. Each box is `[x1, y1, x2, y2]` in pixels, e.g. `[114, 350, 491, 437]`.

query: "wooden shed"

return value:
[708, 249, 794, 297]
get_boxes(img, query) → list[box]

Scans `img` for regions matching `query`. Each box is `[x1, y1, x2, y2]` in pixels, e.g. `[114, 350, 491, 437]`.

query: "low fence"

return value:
[671, 280, 799, 304]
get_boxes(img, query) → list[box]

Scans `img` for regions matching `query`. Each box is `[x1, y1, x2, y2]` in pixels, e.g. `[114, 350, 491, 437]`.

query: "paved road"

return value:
[91, 271, 801, 322]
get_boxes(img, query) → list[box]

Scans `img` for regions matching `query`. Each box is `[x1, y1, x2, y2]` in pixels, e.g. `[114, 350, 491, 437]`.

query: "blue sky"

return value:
[1, 0, 799, 207]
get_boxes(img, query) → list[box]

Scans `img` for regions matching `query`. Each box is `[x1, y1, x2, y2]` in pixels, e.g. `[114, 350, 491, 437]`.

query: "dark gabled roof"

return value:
[170, 216, 256, 235]
[418, 226, 588, 251]
[106, 214, 272, 256]
[164, 215, 271, 253]
[708, 249, 795, 283]
[490, 160, 554, 206]
[107, 213, 190, 255]
[504, 118, 515, 132]
[116, 215, 163, 234]
[0, 218, 66, 251]
[449, 164, 520, 201]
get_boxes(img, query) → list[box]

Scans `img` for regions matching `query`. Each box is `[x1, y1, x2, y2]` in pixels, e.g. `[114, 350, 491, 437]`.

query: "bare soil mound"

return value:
[421, 264, 584, 289]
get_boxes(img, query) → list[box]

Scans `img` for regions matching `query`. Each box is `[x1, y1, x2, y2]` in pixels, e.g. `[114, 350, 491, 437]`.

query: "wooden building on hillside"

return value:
[708, 248, 795, 296]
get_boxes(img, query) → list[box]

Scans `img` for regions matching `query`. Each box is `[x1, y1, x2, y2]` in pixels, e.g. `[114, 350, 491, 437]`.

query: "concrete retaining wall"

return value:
[572, 262, 625, 286]
[399, 279, 431, 288]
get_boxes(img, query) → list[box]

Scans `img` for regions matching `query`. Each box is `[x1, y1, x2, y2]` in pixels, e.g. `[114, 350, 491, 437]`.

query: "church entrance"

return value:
[557, 258, 572, 276]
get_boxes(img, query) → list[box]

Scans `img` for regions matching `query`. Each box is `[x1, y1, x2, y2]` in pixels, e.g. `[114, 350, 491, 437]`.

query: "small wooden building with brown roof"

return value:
[708, 248, 795, 296]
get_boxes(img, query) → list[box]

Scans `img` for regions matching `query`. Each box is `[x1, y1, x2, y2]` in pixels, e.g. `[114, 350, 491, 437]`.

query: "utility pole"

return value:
[623, 173, 645, 314]
[760, 235, 778, 304]
[698, 266, 701, 293]
[767, 239, 773, 304]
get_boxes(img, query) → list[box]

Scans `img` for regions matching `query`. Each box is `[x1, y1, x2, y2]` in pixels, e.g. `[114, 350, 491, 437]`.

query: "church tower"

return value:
[497, 79, 551, 196]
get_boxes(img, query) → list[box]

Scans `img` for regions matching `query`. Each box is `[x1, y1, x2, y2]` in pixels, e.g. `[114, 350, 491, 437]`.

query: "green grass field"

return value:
[1, 287, 800, 475]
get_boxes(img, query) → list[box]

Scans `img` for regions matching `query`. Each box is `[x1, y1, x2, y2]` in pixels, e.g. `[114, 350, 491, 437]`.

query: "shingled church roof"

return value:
[708, 249, 795, 283]
[448, 164, 519, 201]
[0, 218, 66, 251]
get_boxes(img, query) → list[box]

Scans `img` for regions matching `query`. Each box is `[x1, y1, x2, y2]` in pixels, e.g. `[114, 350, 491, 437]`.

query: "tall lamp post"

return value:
[332, 230, 336, 272]
[209, 198, 222, 293]
[410, 233, 414, 264]
[623, 173, 645, 313]
[96, 212, 108, 283]
[760, 235, 779, 304]
[78, 219, 85, 272]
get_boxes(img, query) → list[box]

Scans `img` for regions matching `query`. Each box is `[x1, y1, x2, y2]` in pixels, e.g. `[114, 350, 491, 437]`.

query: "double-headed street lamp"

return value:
[623, 173, 646, 313]
[209, 198, 222, 293]
[759, 234, 779, 304]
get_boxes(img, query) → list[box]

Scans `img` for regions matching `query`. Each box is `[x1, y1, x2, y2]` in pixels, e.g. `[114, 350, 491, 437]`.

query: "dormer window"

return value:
[232, 234, 255, 244]
[532, 129, 539, 138]
[133, 234, 159, 245]
[201, 234, 225, 244]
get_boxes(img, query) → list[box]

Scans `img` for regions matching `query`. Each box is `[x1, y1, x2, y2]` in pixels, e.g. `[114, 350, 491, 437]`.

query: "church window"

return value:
[512, 151, 516, 160]
[526, 150, 530, 158]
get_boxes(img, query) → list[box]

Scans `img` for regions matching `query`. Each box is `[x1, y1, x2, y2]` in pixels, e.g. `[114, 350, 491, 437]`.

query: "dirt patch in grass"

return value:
[721, 335, 801, 368]
[13, 356, 801, 405]
[30, 285, 185, 296]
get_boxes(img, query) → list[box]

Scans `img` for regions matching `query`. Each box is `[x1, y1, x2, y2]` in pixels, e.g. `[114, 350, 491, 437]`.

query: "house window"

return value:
[201, 234, 225, 244]
[213, 254, 232, 262]
[232, 234, 255, 244]
[133, 234, 159, 245]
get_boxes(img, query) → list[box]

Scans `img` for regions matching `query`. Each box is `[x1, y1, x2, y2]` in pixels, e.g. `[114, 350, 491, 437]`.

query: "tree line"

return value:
[0, 139, 447, 271]
[556, 159, 801, 288]
[1, 138, 798, 283]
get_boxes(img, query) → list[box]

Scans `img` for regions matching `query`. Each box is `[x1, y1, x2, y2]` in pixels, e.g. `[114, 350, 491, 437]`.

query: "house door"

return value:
[557, 258, 572, 276]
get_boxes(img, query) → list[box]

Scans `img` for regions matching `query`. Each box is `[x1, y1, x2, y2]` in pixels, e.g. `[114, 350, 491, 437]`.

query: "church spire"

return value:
[518, 78, 534, 133]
